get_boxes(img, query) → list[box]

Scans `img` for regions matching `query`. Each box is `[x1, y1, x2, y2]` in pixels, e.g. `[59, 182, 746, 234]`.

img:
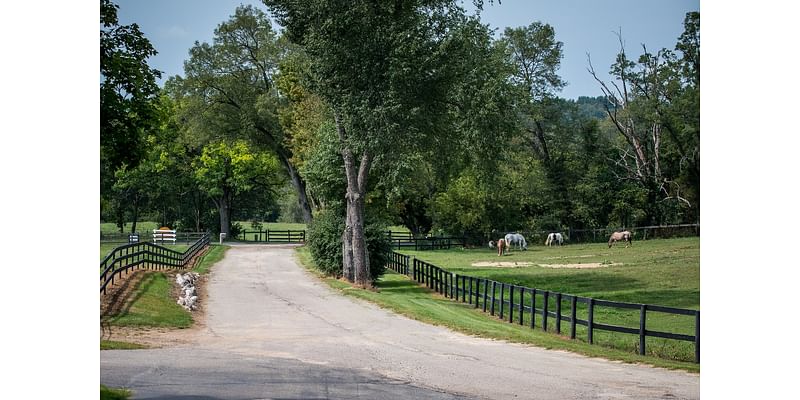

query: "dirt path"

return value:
[101, 244, 699, 399]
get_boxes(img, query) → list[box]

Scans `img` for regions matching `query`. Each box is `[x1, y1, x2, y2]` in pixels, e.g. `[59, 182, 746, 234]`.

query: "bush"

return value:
[307, 208, 390, 283]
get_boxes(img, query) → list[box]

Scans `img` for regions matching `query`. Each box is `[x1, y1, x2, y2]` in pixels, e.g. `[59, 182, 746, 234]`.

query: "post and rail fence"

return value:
[386, 251, 700, 363]
[100, 232, 212, 295]
[234, 229, 306, 243]
[384, 223, 699, 249]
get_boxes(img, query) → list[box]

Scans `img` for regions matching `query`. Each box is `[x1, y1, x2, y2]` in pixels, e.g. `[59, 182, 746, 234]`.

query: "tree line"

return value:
[100, 0, 699, 287]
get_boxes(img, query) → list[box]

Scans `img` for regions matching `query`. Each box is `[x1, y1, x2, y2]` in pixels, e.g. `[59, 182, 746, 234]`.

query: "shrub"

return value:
[307, 208, 389, 283]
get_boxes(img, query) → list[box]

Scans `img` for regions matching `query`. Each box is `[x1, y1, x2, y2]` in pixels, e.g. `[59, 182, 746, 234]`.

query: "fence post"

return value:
[556, 293, 562, 334]
[461, 276, 466, 302]
[475, 278, 480, 309]
[508, 285, 514, 323]
[518, 287, 524, 325]
[413, 258, 417, 281]
[530, 288, 536, 329]
[542, 291, 549, 332]
[570, 296, 577, 339]
[588, 298, 595, 344]
[483, 279, 489, 312]
[454, 273, 459, 300]
[695, 310, 700, 363]
[499, 283, 505, 319]
[639, 304, 647, 356]
[468, 277, 473, 305]
[490, 281, 497, 316]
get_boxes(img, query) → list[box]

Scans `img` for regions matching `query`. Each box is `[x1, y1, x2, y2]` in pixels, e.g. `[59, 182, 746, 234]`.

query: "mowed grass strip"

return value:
[104, 272, 193, 328]
[101, 385, 131, 400]
[294, 246, 699, 373]
[193, 244, 229, 274]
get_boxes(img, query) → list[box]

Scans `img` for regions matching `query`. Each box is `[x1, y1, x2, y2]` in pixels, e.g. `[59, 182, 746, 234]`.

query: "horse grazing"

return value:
[496, 238, 508, 256]
[545, 232, 564, 246]
[488, 240, 495, 249]
[504, 233, 528, 251]
[608, 231, 633, 248]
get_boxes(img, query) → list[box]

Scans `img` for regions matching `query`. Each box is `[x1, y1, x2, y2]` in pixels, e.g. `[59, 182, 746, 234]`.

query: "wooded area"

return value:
[100, 0, 699, 286]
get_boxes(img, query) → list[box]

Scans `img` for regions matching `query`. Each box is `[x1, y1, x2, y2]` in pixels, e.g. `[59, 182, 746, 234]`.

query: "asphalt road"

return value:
[101, 244, 699, 399]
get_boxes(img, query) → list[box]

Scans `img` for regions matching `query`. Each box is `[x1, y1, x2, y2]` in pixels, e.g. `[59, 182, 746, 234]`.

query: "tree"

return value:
[264, 0, 514, 286]
[100, 0, 161, 193]
[177, 5, 315, 223]
[193, 140, 282, 236]
[587, 12, 700, 225]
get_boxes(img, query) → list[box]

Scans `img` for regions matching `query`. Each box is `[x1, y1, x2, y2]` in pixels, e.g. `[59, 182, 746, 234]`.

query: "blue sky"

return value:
[115, 0, 699, 100]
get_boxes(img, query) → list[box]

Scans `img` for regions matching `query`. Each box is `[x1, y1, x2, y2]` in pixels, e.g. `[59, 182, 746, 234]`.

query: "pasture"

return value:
[396, 236, 699, 363]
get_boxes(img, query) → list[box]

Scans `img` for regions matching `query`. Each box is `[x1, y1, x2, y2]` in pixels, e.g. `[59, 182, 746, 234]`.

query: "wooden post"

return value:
[454, 274, 459, 300]
[499, 283, 505, 319]
[639, 304, 647, 356]
[530, 288, 536, 329]
[518, 287, 524, 325]
[556, 293, 562, 334]
[462, 276, 467, 302]
[695, 310, 700, 363]
[490, 281, 497, 316]
[570, 296, 577, 339]
[588, 298, 595, 344]
[508, 285, 514, 323]
[468, 277, 473, 305]
[475, 278, 480, 309]
[483, 279, 489, 312]
[542, 291, 549, 332]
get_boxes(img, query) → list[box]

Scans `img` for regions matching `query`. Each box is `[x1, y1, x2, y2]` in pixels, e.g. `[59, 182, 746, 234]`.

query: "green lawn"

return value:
[193, 244, 229, 274]
[295, 237, 700, 371]
[101, 385, 131, 400]
[103, 272, 193, 328]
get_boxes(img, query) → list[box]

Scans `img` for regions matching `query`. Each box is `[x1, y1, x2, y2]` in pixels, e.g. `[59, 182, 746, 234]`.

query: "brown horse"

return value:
[608, 231, 632, 248]
[497, 238, 508, 256]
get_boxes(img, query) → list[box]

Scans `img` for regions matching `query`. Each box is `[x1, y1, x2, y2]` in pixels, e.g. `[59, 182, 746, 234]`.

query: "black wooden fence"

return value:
[100, 231, 209, 244]
[386, 251, 700, 363]
[235, 229, 306, 243]
[100, 232, 212, 295]
[386, 232, 467, 250]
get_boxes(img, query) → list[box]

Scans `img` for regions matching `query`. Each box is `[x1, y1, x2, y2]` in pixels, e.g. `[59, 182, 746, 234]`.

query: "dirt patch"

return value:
[471, 261, 534, 268]
[536, 262, 620, 269]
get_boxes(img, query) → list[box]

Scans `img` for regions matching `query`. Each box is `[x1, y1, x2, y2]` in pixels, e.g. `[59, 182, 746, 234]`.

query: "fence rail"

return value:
[384, 224, 699, 247]
[235, 229, 306, 243]
[100, 232, 212, 295]
[100, 231, 209, 244]
[386, 251, 700, 363]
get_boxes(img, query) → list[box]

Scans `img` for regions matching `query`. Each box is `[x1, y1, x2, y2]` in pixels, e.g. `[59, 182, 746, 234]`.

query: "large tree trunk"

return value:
[218, 189, 232, 237]
[130, 197, 139, 234]
[336, 112, 372, 287]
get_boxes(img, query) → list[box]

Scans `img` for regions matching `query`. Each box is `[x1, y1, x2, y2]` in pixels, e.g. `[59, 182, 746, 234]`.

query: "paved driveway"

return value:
[101, 244, 699, 399]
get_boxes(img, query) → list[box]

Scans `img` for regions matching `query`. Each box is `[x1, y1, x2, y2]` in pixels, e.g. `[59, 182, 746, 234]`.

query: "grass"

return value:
[193, 244, 229, 274]
[101, 221, 162, 233]
[294, 240, 699, 373]
[100, 340, 148, 350]
[103, 272, 193, 327]
[101, 385, 131, 400]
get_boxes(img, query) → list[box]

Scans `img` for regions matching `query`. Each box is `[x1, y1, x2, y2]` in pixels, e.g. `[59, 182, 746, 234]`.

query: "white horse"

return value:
[545, 232, 563, 246]
[504, 233, 528, 251]
[488, 240, 495, 249]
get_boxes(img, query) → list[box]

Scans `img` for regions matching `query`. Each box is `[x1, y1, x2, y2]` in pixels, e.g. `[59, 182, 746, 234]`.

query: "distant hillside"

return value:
[568, 96, 613, 120]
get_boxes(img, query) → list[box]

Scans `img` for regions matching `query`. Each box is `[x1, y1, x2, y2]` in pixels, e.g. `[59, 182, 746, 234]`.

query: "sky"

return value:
[115, 0, 699, 100]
